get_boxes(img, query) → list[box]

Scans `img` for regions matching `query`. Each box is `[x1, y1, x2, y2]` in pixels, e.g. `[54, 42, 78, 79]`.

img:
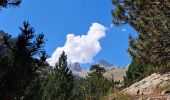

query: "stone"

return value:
[123, 72, 170, 95]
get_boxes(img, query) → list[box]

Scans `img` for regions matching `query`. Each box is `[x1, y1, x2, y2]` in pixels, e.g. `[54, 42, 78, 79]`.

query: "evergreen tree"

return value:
[0, 0, 21, 9]
[90, 64, 106, 77]
[71, 77, 86, 100]
[112, 0, 170, 73]
[41, 51, 74, 100]
[0, 21, 46, 100]
[123, 59, 145, 87]
[123, 36, 155, 87]
[23, 51, 49, 100]
[85, 65, 111, 100]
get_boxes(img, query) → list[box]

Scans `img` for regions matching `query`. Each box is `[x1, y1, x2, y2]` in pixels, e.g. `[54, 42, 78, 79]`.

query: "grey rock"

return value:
[124, 72, 170, 95]
[98, 60, 113, 69]
[69, 62, 82, 72]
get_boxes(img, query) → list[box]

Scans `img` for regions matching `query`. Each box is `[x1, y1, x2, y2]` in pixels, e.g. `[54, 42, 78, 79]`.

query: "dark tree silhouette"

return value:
[0, 21, 46, 100]
[0, 0, 21, 8]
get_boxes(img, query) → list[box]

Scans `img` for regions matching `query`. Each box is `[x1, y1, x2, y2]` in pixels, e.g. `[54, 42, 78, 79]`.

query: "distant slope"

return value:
[104, 67, 126, 81]
[72, 66, 126, 81]
[70, 60, 127, 81]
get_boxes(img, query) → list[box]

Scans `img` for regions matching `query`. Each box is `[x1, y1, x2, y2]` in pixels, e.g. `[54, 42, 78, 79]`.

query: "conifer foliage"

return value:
[0, 22, 45, 100]
[0, 0, 21, 8]
[41, 51, 74, 100]
[112, 0, 170, 73]
[84, 65, 111, 100]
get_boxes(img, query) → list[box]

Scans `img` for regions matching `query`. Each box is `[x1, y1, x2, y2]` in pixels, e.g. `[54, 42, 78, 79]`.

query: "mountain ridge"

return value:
[70, 60, 126, 81]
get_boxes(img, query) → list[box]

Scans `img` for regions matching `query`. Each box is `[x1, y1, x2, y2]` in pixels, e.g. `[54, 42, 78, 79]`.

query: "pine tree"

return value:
[85, 65, 111, 100]
[124, 59, 145, 87]
[23, 51, 49, 100]
[0, 0, 22, 10]
[0, 22, 46, 99]
[89, 64, 106, 77]
[54, 51, 74, 99]
[0, 0, 21, 9]
[112, 0, 170, 73]
[41, 51, 74, 100]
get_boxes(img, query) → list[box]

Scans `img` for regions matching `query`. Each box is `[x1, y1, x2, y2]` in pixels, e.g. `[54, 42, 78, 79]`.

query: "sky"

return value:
[0, 0, 137, 67]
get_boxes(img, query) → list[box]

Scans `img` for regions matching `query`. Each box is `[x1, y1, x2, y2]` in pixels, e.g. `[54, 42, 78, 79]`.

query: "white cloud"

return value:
[121, 28, 127, 32]
[47, 23, 107, 66]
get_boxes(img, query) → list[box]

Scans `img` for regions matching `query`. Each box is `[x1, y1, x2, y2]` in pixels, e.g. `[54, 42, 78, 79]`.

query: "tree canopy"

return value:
[112, 0, 170, 73]
[0, 0, 21, 9]
[0, 21, 46, 100]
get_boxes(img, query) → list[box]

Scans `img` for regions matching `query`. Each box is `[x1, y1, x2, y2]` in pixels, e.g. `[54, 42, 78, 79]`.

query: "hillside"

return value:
[124, 72, 170, 95]
[72, 66, 126, 81]
[105, 72, 170, 100]
[70, 60, 126, 81]
[103, 67, 126, 81]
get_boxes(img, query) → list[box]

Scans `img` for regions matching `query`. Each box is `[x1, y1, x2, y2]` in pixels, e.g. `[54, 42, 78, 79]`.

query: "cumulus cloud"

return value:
[47, 23, 107, 66]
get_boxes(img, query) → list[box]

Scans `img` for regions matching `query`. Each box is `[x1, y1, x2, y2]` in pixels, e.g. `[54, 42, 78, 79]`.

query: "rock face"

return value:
[72, 69, 89, 78]
[124, 72, 170, 95]
[69, 62, 82, 72]
[98, 60, 113, 69]
[162, 89, 170, 96]
[104, 67, 126, 81]
[69, 60, 126, 81]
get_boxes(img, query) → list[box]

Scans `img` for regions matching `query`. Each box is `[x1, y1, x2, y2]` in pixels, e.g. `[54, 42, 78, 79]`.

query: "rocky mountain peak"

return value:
[69, 62, 82, 72]
[98, 59, 113, 68]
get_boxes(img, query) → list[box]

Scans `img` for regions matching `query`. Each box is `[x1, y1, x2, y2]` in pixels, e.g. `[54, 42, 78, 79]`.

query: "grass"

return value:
[102, 83, 170, 100]
[103, 90, 135, 100]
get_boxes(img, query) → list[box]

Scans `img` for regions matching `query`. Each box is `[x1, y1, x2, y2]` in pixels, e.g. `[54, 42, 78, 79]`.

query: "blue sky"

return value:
[0, 0, 137, 67]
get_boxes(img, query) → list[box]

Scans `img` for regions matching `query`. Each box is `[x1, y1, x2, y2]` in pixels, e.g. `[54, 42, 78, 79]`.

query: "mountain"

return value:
[72, 66, 126, 81]
[98, 60, 113, 69]
[104, 67, 126, 81]
[70, 60, 114, 72]
[69, 62, 82, 72]
[69, 60, 126, 81]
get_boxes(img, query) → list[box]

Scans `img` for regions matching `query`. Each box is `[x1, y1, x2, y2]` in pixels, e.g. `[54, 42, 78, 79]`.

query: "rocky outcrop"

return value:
[103, 67, 126, 81]
[124, 72, 170, 95]
[162, 89, 170, 96]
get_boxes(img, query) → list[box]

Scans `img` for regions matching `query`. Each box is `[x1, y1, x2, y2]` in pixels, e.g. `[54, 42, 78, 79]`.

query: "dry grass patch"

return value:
[103, 91, 135, 100]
